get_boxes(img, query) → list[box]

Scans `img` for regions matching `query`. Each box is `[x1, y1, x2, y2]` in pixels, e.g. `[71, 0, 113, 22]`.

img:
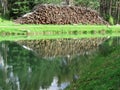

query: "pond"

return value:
[0, 37, 120, 90]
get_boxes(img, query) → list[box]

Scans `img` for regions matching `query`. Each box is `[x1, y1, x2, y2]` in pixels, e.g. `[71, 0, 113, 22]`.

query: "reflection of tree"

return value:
[0, 41, 56, 90]
[0, 42, 11, 90]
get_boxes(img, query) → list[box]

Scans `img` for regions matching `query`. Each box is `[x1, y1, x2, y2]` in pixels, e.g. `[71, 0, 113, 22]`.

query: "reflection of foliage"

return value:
[99, 38, 114, 56]
[66, 37, 120, 90]
[98, 37, 119, 56]
[0, 70, 4, 89]
[68, 45, 120, 90]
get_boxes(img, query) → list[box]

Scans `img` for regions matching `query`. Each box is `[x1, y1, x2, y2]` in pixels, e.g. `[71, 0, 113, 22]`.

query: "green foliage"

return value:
[109, 16, 114, 25]
[75, 0, 100, 10]
[8, 0, 36, 18]
[0, 17, 3, 22]
[7, 0, 62, 19]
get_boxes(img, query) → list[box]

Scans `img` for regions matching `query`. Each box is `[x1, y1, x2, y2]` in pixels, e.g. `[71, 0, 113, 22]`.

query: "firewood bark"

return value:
[15, 4, 108, 25]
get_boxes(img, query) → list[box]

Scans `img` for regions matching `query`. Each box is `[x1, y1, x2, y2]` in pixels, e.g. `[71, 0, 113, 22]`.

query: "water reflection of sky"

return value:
[0, 53, 4, 69]
[40, 77, 70, 90]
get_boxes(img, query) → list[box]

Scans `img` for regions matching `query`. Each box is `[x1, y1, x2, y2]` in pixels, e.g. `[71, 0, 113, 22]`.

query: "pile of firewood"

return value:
[15, 4, 108, 25]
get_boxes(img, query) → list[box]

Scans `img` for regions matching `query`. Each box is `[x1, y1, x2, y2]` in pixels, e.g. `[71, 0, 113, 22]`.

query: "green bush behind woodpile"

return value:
[7, 0, 62, 19]
[75, 0, 100, 10]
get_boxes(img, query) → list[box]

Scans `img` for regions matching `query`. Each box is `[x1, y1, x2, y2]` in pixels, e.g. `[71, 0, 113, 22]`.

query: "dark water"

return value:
[0, 37, 120, 90]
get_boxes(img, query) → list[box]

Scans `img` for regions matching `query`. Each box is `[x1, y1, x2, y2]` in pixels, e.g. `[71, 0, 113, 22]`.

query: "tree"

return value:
[0, 0, 8, 15]
[100, 0, 120, 24]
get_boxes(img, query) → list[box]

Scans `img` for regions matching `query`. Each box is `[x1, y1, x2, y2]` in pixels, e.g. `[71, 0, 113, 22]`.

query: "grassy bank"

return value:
[0, 18, 120, 40]
[67, 45, 120, 90]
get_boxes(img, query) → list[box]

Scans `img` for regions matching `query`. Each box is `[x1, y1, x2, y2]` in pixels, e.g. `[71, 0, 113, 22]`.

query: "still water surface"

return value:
[0, 37, 120, 90]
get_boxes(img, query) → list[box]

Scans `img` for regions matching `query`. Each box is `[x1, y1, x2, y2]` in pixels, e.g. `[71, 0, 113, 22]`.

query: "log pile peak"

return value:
[15, 4, 108, 25]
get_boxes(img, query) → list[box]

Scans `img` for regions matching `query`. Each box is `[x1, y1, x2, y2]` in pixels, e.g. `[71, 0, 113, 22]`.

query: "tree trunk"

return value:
[100, 0, 120, 24]
[0, 0, 8, 15]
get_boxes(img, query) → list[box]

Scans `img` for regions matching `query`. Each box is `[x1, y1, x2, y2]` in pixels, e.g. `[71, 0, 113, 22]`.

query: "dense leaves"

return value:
[75, 0, 100, 10]
[1, 0, 62, 19]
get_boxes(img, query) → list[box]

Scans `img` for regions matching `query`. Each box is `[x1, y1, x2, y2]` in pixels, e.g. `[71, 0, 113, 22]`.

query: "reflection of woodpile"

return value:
[15, 4, 108, 25]
[17, 38, 107, 57]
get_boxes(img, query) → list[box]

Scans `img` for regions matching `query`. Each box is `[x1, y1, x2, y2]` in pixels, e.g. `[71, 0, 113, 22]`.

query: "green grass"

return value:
[67, 46, 120, 90]
[0, 18, 120, 40]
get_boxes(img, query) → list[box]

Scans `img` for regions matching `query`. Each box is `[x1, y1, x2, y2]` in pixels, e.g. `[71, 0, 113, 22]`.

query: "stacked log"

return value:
[15, 4, 108, 25]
